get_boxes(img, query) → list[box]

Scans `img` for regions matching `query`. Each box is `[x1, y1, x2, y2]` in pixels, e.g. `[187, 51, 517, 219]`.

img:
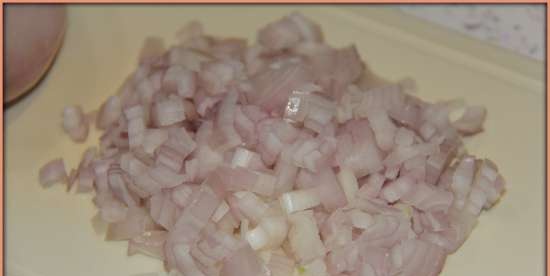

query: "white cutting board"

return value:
[5, 5, 544, 276]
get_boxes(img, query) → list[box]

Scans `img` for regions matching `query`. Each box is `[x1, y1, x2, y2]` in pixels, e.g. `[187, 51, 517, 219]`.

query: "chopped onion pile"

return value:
[40, 13, 505, 276]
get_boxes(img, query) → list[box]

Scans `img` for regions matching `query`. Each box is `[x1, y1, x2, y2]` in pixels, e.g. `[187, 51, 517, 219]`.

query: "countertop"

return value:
[399, 5, 545, 61]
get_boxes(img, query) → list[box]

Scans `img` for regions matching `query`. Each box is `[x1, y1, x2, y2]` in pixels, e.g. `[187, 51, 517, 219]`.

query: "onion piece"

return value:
[380, 176, 415, 203]
[320, 209, 352, 250]
[366, 107, 396, 151]
[357, 173, 385, 199]
[357, 214, 411, 249]
[76, 167, 95, 193]
[258, 15, 303, 51]
[165, 126, 197, 159]
[337, 167, 359, 203]
[143, 129, 169, 155]
[335, 120, 383, 178]
[389, 238, 446, 276]
[62, 105, 89, 143]
[128, 230, 167, 260]
[279, 188, 321, 214]
[97, 96, 122, 129]
[156, 145, 185, 173]
[246, 216, 288, 250]
[248, 63, 314, 113]
[172, 243, 207, 276]
[210, 91, 242, 152]
[383, 141, 438, 168]
[230, 147, 266, 171]
[163, 66, 196, 98]
[348, 209, 375, 230]
[233, 191, 269, 223]
[127, 115, 146, 149]
[108, 165, 138, 207]
[452, 105, 487, 135]
[172, 186, 221, 241]
[401, 182, 454, 213]
[153, 98, 186, 127]
[149, 164, 186, 188]
[315, 169, 348, 212]
[171, 184, 197, 208]
[220, 244, 268, 276]
[211, 200, 230, 222]
[288, 210, 326, 263]
[39, 158, 67, 188]
[99, 197, 128, 223]
[394, 127, 414, 147]
[451, 156, 476, 210]
[266, 250, 295, 276]
[37, 12, 506, 276]
[211, 166, 276, 197]
[150, 191, 180, 230]
[302, 258, 329, 276]
[273, 159, 299, 196]
[106, 207, 157, 241]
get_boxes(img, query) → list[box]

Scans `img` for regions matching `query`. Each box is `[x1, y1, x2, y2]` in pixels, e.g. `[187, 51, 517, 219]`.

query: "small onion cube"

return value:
[280, 189, 321, 214]
[39, 158, 68, 188]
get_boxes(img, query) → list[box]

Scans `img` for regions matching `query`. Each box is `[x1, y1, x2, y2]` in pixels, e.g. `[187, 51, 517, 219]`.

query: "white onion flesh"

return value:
[62, 105, 89, 143]
[280, 188, 321, 214]
[39, 158, 67, 187]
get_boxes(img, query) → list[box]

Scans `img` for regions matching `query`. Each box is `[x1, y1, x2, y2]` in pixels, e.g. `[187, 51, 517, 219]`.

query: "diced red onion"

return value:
[245, 216, 288, 250]
[62, 105, 89, 142]
[337, 167, 359, 203]
[106, 207, 157, 240]
[99, 197, 128, 223]
[315, 169, 348, 212]
[452, 105, 487, 135]
[219, 244, 268, 276]
[143, 129, 169, 155]
[211, 200, 230, 223]
[76, 167, 95, 193]
[150, 191, 180, 230]
[288, 210, 327, 263]
[39, 158, 67, 187]
[149, 164, 186, 188]
[394, 127, 415, 147]
[128, 230, 167, 260]
[97, 96, 122, 129]
[348, 209, 374, 230]
[451, 156, 476, 210]
[163, 66, 196, 98]
[153, 98, 186, 127]
[380, 176, 415, 203]
[357, 214, 411, 249]
[172, 243, 207, 276]
[108, 165, 138, 207]
[280, 188, 320, 214]
[39, 12, 505, 276]
[127, 118, 146, 149]
[302, 258, 329, 276]
[321, 209, 352, 250]
[266, 250, 295, 276]
[210, 91, 242, 152]
[248, 63, 314, 113]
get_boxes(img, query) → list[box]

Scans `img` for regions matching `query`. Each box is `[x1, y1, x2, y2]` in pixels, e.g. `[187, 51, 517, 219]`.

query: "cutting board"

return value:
[5, 5, 544, 276]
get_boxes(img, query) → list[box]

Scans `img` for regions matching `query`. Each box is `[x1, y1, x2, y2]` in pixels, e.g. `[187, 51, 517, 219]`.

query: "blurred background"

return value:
[399, 5, 544, 61]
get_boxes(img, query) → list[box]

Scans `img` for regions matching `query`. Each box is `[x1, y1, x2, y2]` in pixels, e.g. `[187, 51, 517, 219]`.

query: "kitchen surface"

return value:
[5, 5, 544, 276]
[399, 5, 545, 61]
